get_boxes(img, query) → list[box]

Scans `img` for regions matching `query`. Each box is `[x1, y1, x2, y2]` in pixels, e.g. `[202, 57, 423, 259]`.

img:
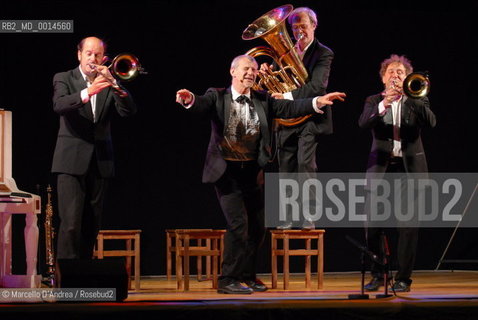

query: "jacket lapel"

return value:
[301, 39, 318, 71]
[251, 91, 268, 136]
[94, 87, 110, 122]
[73, 68, 94, 121]
[223, 88, 232, 127]
[401, 96, 411, 126]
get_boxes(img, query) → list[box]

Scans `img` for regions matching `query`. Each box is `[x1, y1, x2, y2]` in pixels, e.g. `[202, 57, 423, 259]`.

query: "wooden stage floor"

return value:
[1, 270, 478, 320]
[129, 270, 478, 301]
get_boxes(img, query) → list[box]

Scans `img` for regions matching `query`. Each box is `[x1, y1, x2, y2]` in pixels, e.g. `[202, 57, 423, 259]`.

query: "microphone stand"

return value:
[347, 250, 370, 299]
[346, 235, 382, 300]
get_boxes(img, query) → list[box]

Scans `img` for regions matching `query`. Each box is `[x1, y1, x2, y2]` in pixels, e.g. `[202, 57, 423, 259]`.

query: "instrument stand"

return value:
[375, 270, 393, 298]
[42, 273, 55, 288]
[376, 232, 393, 298]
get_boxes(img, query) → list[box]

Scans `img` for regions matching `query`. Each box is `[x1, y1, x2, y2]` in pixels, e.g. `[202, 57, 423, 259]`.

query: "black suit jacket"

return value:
[289, 39, 334, 135]
[188, 88, 317, 183]
[358, 94, 436, 174]
[51, 67, 137, 178]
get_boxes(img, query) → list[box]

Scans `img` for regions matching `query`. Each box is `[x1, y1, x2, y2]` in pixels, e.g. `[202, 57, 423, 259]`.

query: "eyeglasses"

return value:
[291, 23, 312, 31]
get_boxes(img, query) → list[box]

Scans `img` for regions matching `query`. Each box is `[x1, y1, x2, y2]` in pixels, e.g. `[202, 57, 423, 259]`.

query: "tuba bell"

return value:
[242, 4, 312, 127]
[403, 72, 430, 98]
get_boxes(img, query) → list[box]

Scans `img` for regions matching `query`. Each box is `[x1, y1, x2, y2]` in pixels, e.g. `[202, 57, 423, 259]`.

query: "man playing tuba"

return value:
[260, 7, 334, 229]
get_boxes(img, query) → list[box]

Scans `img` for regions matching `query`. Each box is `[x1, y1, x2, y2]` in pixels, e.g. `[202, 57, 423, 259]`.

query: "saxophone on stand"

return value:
[43, 184, 56, 287]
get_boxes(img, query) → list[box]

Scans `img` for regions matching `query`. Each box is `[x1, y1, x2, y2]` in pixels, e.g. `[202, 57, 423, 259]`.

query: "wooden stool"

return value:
[166, 229, 214, 281]
[94, 229, 141, 291]
[271, 229, 325, 290]
[174, 229, 226, 291]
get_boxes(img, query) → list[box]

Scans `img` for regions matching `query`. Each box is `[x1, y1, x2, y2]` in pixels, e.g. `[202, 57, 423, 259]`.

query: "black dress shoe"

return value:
[364, 277, 384, 292]
[392, 280, 411, 292]
[244, 279, 268, 292]
[217, 281, 253, 294]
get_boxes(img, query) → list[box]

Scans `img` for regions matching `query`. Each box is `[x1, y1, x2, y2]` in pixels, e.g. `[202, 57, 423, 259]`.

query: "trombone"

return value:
[88, 53, 146, 97]
[403, 72, 430, 98]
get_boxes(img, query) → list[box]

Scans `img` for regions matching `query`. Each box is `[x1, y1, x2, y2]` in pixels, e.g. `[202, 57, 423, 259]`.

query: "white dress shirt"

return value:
[79, 66, 97, 122]
[379, 97, 403, 157]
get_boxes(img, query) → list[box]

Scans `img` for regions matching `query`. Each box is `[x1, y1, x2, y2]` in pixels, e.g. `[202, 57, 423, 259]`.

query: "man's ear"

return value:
[77, 50, 81, 62]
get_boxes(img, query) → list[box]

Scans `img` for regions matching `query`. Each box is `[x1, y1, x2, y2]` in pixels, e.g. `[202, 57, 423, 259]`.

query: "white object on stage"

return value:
[0, 110, 42, 288]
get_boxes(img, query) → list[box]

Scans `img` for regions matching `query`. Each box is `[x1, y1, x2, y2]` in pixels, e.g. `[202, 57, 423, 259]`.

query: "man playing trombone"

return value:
[52, 36, 137, 261]
[359, 54, 436, 293]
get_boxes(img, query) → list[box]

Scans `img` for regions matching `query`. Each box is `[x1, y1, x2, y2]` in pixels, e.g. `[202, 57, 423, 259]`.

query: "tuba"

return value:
[242, 4, 312, 127]
[403, 72, 430, 98]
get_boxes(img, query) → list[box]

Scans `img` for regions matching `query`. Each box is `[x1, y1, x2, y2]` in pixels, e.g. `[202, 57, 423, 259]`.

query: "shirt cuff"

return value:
[312, 97, 323, 113]
[283, 92, 294, 100]
[81, 88, 90, 103]
[378, 101, 387, 116]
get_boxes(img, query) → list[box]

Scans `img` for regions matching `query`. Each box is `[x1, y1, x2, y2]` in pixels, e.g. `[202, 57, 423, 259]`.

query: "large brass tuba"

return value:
[242, 4, 312, 127]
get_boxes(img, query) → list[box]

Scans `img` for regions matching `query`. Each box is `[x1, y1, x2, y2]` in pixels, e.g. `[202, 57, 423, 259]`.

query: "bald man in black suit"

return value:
[52, 36, 137, 260]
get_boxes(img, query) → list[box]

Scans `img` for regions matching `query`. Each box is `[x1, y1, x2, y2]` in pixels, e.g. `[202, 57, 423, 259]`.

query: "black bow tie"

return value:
[236, 95, 251, 104]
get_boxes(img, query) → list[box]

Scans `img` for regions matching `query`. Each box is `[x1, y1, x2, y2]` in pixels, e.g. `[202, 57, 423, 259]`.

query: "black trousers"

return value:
[215, 161, 266, 284]
[366, 159, 419, 284]
[56, 159, 108, 260]
[367, 227, 418, 283]
[277, 125, 318, 173]
[277, 126, 319, 226]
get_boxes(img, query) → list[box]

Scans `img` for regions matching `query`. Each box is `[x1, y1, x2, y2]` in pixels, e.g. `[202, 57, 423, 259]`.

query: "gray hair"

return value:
[230, 55, 257, 69]
[379, 54, 414, 77]
[288, 7, 318, 27]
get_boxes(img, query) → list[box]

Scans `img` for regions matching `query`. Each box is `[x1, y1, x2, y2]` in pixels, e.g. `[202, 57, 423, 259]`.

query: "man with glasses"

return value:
[261, 7, 334, 229]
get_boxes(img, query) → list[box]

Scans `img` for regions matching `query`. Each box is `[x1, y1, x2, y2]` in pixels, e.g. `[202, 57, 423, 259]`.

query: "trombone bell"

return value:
[110, 53, 143, 81]
[403, 72, 430, 98]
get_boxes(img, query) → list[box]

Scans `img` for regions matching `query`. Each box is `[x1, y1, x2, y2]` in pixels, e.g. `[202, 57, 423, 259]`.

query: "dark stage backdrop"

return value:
[2, 0, 477, 276]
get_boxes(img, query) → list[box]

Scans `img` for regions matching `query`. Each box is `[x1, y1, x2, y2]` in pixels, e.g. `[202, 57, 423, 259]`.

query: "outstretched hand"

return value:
[316, 92, 346, 108]
[176, 89, 193, 105]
